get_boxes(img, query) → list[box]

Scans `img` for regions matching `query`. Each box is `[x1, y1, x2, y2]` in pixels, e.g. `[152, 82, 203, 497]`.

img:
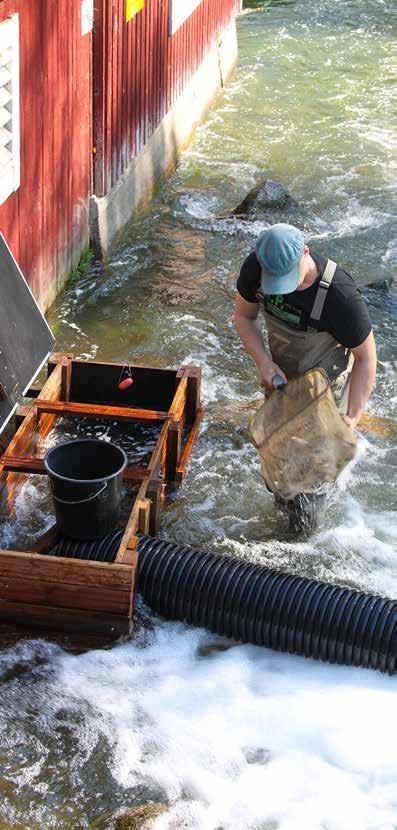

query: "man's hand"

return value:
[234, 295, 288, 391]
[343, 332, 377, 431]
[258, 359, 287, 391]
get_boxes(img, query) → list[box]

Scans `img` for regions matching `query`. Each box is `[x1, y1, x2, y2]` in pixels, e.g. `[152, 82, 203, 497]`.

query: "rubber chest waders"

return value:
[258, 259, 353, 414]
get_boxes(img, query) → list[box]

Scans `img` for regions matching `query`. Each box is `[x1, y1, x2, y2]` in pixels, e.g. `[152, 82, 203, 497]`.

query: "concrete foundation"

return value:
[89, 19, 239, 258]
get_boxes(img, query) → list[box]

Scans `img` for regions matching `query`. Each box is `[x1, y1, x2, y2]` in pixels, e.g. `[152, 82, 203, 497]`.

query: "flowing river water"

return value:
[1, 1, 397, 827]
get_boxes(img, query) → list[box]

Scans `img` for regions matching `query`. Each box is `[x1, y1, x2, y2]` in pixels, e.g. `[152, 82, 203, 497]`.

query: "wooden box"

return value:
[0, 355, 203, 637]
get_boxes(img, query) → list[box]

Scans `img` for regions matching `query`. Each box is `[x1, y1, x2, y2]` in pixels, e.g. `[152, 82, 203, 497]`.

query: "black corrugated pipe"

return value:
[55, 530, 123, 562]
[137, 536, 397, 675]
[52, 533, 397, 674]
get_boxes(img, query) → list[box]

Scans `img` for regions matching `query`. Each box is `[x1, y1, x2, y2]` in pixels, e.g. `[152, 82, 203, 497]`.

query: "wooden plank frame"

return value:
[0, 354, 203, 637]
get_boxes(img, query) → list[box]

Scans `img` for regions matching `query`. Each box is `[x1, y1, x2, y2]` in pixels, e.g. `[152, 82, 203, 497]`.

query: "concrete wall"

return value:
[89, 18, 239, 258]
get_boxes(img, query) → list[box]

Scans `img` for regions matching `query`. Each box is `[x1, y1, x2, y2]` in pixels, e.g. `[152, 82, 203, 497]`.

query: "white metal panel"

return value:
[0, 126, 12, 148]
[81, 0, 94, 36]
[0, 65, 11, 86]
[0, 14, 19, 205]
[0, 145, 12, 166]
[0, 108, 11, 128]
[11, 15, 20, 191]
[0, 164, 13, 206]
[169, 0, 203, 35]
[0, 86, 11, 108]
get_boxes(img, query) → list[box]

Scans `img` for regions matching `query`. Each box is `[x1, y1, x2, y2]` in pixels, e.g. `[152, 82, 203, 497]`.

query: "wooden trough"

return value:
[0, 354, 203, 637]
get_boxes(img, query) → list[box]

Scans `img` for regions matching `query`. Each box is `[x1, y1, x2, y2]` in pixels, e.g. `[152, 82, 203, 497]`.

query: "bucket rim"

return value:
[44, 439, 128, 484]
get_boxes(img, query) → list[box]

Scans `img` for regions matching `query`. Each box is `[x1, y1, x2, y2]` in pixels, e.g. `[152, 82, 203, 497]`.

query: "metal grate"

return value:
[0, 14, 20, 206]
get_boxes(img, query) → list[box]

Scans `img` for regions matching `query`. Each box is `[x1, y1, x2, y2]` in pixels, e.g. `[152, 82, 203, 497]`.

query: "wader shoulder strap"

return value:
[310, 259, 337, 324]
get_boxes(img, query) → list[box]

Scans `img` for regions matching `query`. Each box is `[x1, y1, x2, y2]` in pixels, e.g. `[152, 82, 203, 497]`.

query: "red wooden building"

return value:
[0, 0, 240, 311]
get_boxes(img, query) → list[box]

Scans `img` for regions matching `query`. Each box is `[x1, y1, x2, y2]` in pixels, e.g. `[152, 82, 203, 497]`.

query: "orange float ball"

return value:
[118, 377, 134, 391]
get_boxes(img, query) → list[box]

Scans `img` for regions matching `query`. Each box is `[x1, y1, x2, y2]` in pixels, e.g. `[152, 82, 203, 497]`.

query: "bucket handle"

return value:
[52, 482, 107, 505]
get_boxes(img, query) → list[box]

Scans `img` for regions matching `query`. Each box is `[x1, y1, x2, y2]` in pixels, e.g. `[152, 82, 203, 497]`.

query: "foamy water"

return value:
[1, 623, 397, 829]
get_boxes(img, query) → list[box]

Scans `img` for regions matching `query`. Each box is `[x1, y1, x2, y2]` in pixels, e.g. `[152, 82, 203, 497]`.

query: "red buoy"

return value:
[118, 377, 134, 391]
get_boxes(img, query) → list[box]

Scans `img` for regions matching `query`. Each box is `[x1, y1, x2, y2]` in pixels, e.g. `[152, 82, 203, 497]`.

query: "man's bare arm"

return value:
[343, 331, 377, 429]
[233, 294, 287, 390]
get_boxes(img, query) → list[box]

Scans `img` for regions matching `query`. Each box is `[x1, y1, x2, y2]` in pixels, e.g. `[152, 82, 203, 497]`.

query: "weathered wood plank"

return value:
[34, 399, 169, 423]
[169, 374, 188, 423]
[0, 601, 131, 635]
[0, 388, 44, 503]
[148, 420, 170, 476]
[47, 353, 74, 375]
[147, 479, 161, 536]
[176, 407, 204, 483]
[2, 456, 47, 474]
[61, 358, 73, 402]
[0, 576, 131, 614]
[29, 360, 64, 457]
[127, 546, 138, 615]
[2, 455, 150, 482]
[115, 480, 148, 562]
[122, 537, 139, 566]
[185, 366, 202, 424]
[138, 498, 151, 535]
[2, 407, 37, 460]
[0, 550, 134, 590]
[164, 421, 182, 483]
[40, 360, 64, 400]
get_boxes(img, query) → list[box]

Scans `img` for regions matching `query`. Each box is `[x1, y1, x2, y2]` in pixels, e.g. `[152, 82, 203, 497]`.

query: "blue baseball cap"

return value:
[255, 223, 305, 294]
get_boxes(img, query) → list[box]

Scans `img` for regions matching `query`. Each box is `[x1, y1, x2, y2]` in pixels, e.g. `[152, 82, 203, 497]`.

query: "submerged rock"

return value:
[230, 178, 297, 219]
[365, 278, 393, 291]
[95, 803, 168, 830]
[115, 804, 168, 830]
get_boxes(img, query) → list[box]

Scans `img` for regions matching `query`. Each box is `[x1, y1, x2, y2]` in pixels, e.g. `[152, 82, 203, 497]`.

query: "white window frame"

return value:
[0, 14, 20, 206]
[169, 0, 203, 36]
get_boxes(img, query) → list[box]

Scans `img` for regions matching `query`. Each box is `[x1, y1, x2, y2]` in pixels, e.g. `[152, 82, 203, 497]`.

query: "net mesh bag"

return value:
[248, 368, 357, 500]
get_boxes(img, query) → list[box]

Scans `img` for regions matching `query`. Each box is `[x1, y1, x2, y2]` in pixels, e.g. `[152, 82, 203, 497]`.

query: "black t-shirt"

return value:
[237, 249, 372, 350]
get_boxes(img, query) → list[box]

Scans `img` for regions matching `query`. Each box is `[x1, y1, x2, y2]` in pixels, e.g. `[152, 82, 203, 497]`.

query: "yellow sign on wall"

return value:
[126, 0, 144, 22]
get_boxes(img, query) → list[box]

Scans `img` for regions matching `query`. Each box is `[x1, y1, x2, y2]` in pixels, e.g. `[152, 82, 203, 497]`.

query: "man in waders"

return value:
[234, 223, 377, 531]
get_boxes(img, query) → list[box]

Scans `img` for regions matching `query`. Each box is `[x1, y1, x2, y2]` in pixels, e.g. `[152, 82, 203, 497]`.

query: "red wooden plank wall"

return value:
[0, 0, 92, 309]
[93, 0, 239, 196]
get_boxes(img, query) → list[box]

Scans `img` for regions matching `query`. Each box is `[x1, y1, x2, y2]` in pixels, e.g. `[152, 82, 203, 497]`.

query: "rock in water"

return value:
[94, 803, 168, 830]
[231, 179, 297, 218]
[365, 279, 392, 292]
[115, 805, 168, 829]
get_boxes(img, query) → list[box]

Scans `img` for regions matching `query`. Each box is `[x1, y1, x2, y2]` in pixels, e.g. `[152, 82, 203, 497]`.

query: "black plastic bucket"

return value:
[44, 439, 127, 541]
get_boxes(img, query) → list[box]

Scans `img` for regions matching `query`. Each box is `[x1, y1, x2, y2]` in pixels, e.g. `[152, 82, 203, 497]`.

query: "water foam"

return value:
[44, 623, 397, 829]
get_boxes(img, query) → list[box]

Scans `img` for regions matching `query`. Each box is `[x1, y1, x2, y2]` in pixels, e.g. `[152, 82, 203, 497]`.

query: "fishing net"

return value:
[248, 368, 357, 500]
